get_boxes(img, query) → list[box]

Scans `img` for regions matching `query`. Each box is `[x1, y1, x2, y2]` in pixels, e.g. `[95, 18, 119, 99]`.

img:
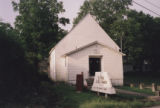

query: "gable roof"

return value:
[49, 14, 120, 55]
[49, 14, 91, 54]
[63, 41, 125, 56]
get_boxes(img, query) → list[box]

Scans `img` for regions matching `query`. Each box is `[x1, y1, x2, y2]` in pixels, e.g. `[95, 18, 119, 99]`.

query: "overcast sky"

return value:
[0, 0, 160, 31]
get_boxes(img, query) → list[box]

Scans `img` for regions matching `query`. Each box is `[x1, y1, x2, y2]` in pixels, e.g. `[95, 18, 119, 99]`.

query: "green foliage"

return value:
[0, 0, 69, 101]
[123, 11, 160, 72]
[74, 0, 160, 72]
[0, 22, 39, 99]
[73, 0, 132, 35]
[117, 86, 154, 95]
[124, 72, 160, 85]
[109, 10, 160, 72]
[12, 0, 69, 61]
[115, 11, 149, 67]
[144, 17, 160, 72]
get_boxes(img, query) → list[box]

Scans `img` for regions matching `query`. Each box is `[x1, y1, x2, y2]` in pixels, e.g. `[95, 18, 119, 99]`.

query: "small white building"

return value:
[49, 14, 124, 86]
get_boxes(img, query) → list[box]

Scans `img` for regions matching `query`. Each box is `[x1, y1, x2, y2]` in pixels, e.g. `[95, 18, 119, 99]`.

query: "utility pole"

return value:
[120, 32, 124, 52]
[120, 36, 122, 52]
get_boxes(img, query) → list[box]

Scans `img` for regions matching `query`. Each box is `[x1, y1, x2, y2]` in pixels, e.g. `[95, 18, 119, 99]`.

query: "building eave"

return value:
[62, 41, 125, 57]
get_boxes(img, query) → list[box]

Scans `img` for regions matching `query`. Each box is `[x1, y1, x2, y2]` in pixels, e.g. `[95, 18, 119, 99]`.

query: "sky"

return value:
[0, 0, 160, 31]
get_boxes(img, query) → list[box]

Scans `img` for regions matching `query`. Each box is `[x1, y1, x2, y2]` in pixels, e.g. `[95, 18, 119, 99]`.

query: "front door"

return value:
[89, 57, 101, 76]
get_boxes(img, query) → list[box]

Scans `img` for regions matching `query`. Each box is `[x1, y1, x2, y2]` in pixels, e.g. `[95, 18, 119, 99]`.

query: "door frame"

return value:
[88, 55, 102, 76]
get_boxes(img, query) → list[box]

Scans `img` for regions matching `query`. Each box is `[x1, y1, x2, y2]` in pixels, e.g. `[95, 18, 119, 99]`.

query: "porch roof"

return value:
[63, 41, 125, 57]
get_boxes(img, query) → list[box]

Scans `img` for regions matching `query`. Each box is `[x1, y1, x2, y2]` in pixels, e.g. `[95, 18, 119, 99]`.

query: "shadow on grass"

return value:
[1, 81, 160, 108]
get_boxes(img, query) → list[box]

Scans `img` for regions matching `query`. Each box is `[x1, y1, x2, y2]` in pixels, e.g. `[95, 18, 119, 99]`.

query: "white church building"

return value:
[49, 14, 124, 86]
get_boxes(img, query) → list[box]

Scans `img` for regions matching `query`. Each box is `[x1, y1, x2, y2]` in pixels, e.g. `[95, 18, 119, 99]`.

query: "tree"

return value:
[74, 0, 160, 73]
[12, 0, 69, 67]
[73, 0, 135, 66]
[110, 11, 142, 61]
[143, 17, 160, 73]
[116, 10, 160, 73]
[73, 0, 132, 39]
[0, 22, 38, 98]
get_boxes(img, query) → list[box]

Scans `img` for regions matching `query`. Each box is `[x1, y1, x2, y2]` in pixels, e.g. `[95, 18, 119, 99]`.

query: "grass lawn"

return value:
[116, 86, 155, 95]
[1, 81, 160, 108]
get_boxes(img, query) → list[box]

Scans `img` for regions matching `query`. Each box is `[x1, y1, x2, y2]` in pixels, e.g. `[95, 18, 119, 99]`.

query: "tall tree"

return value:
[0, 22, 38, 98]
[12, 0, 69, 65]
[143, 17, 160, 72]
[73, 0, 132, 39]
[74, 0, 160, 73]
[113, 10, 160, 72]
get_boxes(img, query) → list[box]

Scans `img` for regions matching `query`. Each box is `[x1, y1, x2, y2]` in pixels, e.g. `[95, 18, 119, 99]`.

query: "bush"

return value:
[0, 23, 39, 100]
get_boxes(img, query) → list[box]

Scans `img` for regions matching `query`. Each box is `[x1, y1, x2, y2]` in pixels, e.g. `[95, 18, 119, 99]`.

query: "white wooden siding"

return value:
[68, 44, 123, 85]
[49, 14, 123, 85]
[49, 50, 56, 80]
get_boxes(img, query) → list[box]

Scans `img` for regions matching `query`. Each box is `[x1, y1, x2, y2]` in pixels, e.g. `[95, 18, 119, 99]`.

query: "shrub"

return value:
[0, 23, 39, 100]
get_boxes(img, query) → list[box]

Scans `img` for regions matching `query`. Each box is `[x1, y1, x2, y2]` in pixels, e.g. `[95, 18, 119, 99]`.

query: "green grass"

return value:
[116, 86, 155, 95]
[79, 100, 160, 108]
[122, 73, 160, 96]
[1, 81, 160, 108]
